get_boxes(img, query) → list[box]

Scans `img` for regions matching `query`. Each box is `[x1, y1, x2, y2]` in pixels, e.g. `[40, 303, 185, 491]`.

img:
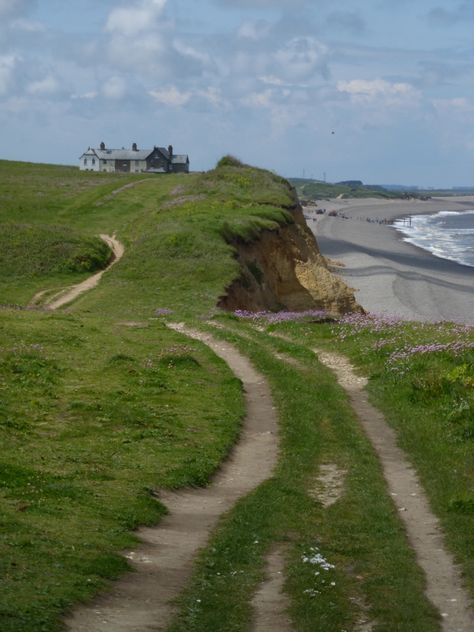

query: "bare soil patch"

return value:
[308, 463, 347, 508]
[316, 350, 473, 632]
[65, 325, 280, 631]
[161, 194, 205, 209]
[95, 179, 150, 206]
[251, 546, 293, 632]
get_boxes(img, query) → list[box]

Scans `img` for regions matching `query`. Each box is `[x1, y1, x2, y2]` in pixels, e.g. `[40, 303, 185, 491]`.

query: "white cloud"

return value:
[102, 76, 127, 100]
[337, 78, 420, 106]
[274, 37, 328, 81]
[0, 54, 17, 95]
[197, 86, 227, 108]
[433, 97, 474, 113]
[241, 89, 274, 108]
[172, 40, 211, 67]
[27, 75, 58, 95]
[237, 20, 271, 40]
[71, 91, 98, 101]
[106, 33, 166, 73]
[149, 85, 191, 106]
[259, 75, 285, 86]
[105, 0, 166, 37]
[11, 18, 45, 32]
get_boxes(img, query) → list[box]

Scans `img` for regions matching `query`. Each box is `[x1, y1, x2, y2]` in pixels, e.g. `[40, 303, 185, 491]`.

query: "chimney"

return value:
[168, 145, 173, 158]
[132, 142, 138, 151]
[100, 141, 105, 150]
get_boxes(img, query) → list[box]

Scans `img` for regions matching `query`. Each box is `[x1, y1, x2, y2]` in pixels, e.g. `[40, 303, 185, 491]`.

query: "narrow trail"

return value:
[32, 234, 124, 310]
[316, 350, 473, 632]
[251, 546, 293, 632]
[94, 178, 151, 206]
[66, 324, 280, 632]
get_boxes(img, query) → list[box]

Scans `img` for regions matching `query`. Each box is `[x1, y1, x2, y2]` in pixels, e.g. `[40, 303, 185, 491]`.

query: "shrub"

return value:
[216, 155, 244, 168]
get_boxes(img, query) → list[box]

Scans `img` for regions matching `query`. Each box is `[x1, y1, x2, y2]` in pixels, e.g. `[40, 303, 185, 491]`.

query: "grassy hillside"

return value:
[0, 158, 297, 631]
[0, 158, 473, 631]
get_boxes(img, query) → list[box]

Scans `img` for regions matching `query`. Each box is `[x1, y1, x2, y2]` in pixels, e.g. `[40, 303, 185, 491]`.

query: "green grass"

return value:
[0, 310, 244, 631]
[267, 315, 474, 602]
[1, 157, 472, 630]
[0, 157, 302, 630]
[0, 222, 111, 304]
[166, 323, 439, 631]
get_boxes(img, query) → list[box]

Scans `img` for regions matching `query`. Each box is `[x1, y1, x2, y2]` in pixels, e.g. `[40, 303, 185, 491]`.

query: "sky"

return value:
[1, 0, 474, 186]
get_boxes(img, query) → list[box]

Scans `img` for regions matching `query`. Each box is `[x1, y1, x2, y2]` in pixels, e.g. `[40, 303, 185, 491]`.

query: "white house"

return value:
[79, 142, 190, 174]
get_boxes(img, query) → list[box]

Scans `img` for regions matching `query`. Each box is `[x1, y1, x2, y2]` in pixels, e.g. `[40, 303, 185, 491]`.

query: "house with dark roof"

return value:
[79, 142, 190, 174]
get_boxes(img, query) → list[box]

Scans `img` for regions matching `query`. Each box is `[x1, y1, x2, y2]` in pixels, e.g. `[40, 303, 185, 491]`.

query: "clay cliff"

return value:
[218, 203, 360, 316]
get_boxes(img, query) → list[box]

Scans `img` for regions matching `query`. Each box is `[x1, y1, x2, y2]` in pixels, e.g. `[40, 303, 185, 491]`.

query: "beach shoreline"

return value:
[305, 197, 474, 325]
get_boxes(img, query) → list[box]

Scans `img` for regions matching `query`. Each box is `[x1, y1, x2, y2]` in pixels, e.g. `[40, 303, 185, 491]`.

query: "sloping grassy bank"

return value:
[0, 223, 111, 304]
[0, 158, 308, 630]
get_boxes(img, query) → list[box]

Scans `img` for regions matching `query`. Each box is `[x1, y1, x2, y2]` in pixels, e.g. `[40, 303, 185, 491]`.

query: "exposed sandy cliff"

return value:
[218, 204, 360, 315]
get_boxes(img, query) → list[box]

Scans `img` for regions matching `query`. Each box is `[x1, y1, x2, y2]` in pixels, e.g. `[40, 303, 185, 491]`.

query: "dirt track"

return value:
[65, 324, 281, 631]
[317, 350, 473, 632]
[30, 235, 124, 310]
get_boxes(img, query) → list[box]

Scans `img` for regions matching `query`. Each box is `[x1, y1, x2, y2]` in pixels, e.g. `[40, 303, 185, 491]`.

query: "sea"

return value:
[393, 210, 474, 268]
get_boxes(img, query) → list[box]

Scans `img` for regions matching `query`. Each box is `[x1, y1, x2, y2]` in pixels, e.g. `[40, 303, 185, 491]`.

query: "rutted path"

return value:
[251, 546, 292, 632]
[317, 350, 473, 632]
[66, 324, 280, 631]
[31, 234, 124, 310]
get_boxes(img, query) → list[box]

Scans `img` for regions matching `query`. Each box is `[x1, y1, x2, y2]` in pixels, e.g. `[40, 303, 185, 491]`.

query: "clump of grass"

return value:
[216, 155, 244, 168]
[0, 223, 111, 277]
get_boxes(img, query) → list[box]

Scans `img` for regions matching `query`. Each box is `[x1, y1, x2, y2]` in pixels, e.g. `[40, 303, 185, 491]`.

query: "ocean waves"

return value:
[393, 210, 474, 268]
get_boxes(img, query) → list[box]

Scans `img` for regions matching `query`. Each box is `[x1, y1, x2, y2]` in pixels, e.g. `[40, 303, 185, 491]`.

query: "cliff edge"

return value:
[218, 201, 360, 316]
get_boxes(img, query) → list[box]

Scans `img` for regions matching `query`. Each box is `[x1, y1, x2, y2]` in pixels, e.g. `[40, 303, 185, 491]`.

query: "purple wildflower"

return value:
[234, 309, 327, 323]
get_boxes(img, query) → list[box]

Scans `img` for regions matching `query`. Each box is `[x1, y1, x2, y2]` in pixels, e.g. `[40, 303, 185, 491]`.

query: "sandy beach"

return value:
[305, 197, 474, 324]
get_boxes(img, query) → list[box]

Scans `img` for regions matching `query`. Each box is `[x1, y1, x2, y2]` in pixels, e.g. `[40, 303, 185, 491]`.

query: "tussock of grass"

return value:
[0, 223, 110, 277]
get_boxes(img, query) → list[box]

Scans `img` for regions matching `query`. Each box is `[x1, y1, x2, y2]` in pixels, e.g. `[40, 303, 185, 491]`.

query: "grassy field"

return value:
[1, 158, 473, 630]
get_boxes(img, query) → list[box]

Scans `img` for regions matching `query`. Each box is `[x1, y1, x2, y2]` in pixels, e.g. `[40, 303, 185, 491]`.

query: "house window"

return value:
[92, 158, 96, 165]
[135, 160, 139, 166]
[84, 158, 88, 165]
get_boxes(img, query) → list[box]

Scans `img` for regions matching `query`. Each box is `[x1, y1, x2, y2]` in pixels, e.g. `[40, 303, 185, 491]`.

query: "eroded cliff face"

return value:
[218, 205, 360, 316]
